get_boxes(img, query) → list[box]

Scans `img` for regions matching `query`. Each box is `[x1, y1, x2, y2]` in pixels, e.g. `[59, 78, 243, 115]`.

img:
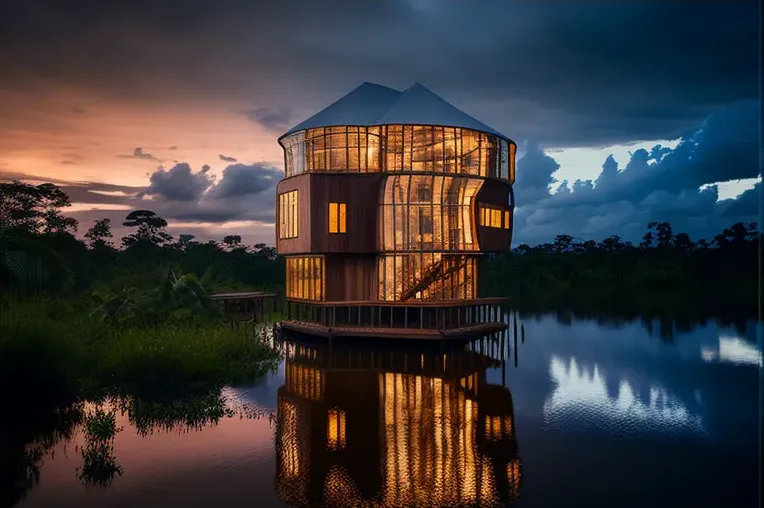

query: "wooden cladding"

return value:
[279, 190, 299, 239]
[328, 202, 347, 234]
[281, 125, 516, 183]
[286, 255, 325, 300]
[480, 204, 510, 229]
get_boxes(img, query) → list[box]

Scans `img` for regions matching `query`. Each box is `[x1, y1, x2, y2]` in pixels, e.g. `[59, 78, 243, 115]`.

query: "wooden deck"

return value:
[209, 291, 277, 324]
[281, 320, 507, 340]
[209, 291, 276, 300]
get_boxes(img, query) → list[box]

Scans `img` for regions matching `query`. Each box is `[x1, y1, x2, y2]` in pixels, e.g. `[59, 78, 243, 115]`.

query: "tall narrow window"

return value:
[328, 202, 347, 233]
[279, 190, 299, 239]
[327, 408, 346, 450]
[491, 209, 501, 228]
[504, 210, 511, 229]
[285, 256, 325, 300]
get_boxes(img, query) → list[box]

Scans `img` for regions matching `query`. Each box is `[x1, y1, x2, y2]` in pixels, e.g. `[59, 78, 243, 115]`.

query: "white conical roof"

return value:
[280, 82, 511, 142]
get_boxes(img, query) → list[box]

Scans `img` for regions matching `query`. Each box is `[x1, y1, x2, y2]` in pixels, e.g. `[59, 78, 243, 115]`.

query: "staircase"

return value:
[399, 256, 467, 301]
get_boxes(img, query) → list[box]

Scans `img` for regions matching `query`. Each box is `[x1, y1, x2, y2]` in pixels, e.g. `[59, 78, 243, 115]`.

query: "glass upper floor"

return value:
[280, 125, 516, 182]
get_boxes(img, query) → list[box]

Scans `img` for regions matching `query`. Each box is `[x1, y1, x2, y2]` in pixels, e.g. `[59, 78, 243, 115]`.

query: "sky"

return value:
[0, 0, 760, 246]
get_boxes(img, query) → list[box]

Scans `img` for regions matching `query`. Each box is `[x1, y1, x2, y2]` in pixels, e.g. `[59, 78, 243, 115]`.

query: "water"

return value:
[8, 313, 761, 508]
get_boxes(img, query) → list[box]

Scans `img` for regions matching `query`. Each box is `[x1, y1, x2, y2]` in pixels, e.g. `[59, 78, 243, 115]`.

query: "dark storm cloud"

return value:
[511, 103, 761, 246]
[206, 163, 282, 200]
[135, 161, 280, 223]
[141, 162, 213, 202]
[243, 107, 293, 132]
[117, 147, 160, 162]
[1, 1, 757, 146]
[218, 154, 238, 163]
[719, 183, 762, 218]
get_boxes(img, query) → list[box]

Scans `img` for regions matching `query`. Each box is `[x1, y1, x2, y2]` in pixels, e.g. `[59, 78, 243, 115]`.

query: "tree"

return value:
[41, 210, 78, 236]
[673, 232, 694, 252]
[648, 222, 674, 249]
[599, 235, 624, 251]
[553, 234, 574, 253]
[640, 232, 654, 249]
[121, 210, 172, 248]
[512, 244, 533, 256]
[84, 219, 113, 249]
[222, 235, 242, 250]
[0, 180, 75, 234]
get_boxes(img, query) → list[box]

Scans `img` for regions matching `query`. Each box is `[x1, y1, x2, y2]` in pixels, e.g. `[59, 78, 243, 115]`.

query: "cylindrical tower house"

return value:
[276, 82, 515, 339]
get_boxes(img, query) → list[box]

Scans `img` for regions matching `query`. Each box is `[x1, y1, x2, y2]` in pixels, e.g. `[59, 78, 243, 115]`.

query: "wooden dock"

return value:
[209, 291, 277, 325]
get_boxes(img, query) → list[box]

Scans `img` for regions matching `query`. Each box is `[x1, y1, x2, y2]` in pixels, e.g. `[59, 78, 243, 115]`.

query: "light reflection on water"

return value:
[701, 335, 763, 366]
[543, 356, 705, 436]
[10, 313, 761, 508]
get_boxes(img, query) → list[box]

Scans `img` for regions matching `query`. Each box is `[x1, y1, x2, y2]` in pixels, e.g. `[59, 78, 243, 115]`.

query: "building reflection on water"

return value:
[274, 333, 521, 508]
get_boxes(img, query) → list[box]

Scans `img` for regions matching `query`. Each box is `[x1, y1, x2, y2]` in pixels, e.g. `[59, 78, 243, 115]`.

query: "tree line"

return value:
[482, 219, 760, 318]
[0, 180, 282, 295]
[1, 179, 760, 319]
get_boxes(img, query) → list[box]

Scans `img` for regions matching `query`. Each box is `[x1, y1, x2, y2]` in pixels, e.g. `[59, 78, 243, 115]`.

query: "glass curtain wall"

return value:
[380, 175, 483, 252]
[282, 125, 514, 181]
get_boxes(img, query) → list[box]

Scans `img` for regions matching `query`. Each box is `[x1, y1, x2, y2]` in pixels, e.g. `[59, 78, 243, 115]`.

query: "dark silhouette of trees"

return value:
[483, 220, 760, 318]
[222, 235, 242, 250]
[0, 180, 75, 234]
[121, 210, 172, 248]
[85, 219, 114, 249]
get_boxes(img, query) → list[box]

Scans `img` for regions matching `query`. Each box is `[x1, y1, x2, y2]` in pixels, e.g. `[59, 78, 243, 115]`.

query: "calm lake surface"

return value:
[11, 312, 762, 508]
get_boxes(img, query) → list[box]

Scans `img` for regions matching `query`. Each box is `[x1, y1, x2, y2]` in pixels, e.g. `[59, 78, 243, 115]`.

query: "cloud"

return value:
[134, 161, 281, 224]
[511, 102, 762, 246]
[61, 160, 74, 165]
[218, 154, 238, 163]
[141, 162, 214, 202]
[71, 107, 86, 114]
[243, 107, 293, 133]
[168, 145, 178, 150]
[118, 147, 160, 162]
[0, 1, 757, 147]
[206, 163, 281, 200]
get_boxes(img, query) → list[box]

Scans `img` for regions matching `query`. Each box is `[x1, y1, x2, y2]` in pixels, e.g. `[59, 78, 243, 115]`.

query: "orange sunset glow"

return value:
[1, 1, 759, 247]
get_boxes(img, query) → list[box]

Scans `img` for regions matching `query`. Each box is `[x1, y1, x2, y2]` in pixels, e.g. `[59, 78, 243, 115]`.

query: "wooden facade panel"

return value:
[310, 173, 382, 254]
[276, 175, 312, 254]
[475, 179, 513, 252]
[324, 254, 377, 301]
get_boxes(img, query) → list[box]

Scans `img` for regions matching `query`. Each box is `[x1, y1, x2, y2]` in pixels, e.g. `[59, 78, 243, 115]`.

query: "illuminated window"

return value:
[509, 142, 517, 183]
[286, 256, 325, 300]
[281, 125, 508, 178]
[377, 254, 477, 301]
[328, 202, 347, 234]
[491, 209, 501, 228]
[479, 204, 509, 229]
[279, 190, 298, 239]
[327, 408, 346, 450]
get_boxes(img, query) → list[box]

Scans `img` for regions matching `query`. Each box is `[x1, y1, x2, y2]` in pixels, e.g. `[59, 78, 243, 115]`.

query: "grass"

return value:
[0, 295, 281, 402]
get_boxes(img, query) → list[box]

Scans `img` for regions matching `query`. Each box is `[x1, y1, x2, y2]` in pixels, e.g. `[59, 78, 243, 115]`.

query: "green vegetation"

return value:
[77, 408, 124, 488]
[482, 221, 761, 320]
[1, 180, 283, 402]
[0, 296, 280, 402]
